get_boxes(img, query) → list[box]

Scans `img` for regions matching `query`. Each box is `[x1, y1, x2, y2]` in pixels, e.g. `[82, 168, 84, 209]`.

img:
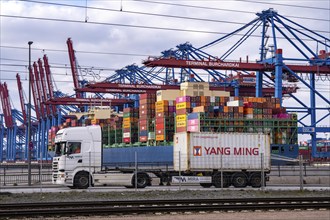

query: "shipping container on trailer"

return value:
[52, 126, 271, 189]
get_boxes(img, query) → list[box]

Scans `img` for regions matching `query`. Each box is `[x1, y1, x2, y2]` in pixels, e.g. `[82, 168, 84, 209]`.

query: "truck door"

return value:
[65, 142, 83, 168]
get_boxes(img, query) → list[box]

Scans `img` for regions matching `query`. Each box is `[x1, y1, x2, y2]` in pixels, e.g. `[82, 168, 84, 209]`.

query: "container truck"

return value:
[52, 125, 271, 189]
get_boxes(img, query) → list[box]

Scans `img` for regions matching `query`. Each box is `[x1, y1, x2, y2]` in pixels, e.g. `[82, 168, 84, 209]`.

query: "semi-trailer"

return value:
[52, 125, 271, 189]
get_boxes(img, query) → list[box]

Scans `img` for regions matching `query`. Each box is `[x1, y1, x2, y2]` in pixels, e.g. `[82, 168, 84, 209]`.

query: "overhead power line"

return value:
[17, 0, 330, 32]
[135, 0, 330, 21]
[1, 14, 328, 43]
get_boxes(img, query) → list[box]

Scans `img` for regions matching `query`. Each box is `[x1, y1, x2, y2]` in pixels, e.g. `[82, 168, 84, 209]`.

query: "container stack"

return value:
[122, 107, 139, 144]
[155, 100, 175, 142]
[184, 95, 297, 145]
[175, 96, 192, 132]
[139, 93, 156, 142]
[48, 126, 58, 151]
[102, 116, 123, 147]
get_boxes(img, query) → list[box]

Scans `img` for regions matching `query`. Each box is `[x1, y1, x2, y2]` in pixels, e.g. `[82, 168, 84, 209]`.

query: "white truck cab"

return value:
[52, 125, 102, 188]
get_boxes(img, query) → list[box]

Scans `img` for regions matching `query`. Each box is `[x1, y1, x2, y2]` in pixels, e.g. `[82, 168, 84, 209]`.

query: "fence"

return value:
[0, 163, 329, 186]
[0, 164, 52, 186]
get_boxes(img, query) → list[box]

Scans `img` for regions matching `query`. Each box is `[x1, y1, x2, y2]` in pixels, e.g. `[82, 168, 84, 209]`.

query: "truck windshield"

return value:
[54, 142, 66, 157]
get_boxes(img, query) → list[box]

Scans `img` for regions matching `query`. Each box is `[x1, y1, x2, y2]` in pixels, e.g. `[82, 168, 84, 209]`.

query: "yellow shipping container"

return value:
[176, 120, 187, 127]
[176, 102, 191, 110]
[156, 100, 169, 107]
[123, 122, 131, 128]
[176, 115, 187, 122]
[156, 105, 167, 113]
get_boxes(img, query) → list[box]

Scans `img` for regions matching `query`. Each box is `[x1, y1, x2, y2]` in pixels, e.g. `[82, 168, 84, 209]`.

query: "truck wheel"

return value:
[132, 173, 150, 188]
[212, 173, 230, 188]
[74, 171, 91, 189]
[250, 173, 262, 188]
[200, 183, 213, 188]
[232, 172, 248, 188]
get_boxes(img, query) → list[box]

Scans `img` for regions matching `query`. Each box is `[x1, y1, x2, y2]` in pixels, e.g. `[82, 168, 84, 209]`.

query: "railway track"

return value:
[0, 197, 329, 218]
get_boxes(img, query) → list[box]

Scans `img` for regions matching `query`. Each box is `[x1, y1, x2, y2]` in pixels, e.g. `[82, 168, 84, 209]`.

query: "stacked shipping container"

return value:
[155, 100, 175, 142]
[122, 107, 139, 144]
[139, 93, 156, 142]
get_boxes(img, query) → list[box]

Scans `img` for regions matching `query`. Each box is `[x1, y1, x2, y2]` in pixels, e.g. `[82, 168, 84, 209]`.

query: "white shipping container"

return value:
[174, 132, 271, 171]
[227, 100, 243, 107]
[123, 132, 131, 138]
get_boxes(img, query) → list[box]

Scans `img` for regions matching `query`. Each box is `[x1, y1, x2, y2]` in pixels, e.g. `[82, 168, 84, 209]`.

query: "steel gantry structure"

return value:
[0, 9, 329, 162]
[143, 8, 330, 159]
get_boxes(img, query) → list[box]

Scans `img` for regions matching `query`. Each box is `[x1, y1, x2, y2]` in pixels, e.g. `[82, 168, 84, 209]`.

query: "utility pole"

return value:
[28, 41, 33, 186]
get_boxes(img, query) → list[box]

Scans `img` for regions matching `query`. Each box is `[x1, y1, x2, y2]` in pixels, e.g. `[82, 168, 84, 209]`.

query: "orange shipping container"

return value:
[224, 106, 229, 113]
[193, 106, 206, 113]
[156, 135, 165, 141]
[156, 105, 168, 113]
[123, 122, 131, 128]
[238, 107, 244, 113]
[244, 108, 253, 114]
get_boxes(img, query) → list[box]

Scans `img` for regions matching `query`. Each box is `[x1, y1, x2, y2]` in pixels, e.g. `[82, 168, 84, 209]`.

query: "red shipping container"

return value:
[123, 128, 131, 133]
[139, 136, 148, 142]
[156, 112, 168, 118]
[139, 124, 147, 131]
[176, 126, 187, 133]
[156, 117, 165, 124]
[176, 108, 190, 115]
[139, 114, 148, 120]
[156, 123, 165, 130]
[123, 137, 131, 143]
[140, 93, 156, 100]
[139, 119, 148, 126]
[156, 129, 165, 135]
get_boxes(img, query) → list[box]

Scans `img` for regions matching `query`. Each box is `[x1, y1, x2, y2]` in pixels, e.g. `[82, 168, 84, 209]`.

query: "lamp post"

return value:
[28, 41, 33, 186]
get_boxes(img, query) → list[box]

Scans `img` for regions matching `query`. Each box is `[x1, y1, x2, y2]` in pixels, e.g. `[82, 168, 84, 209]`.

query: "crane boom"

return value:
[16, 74, 27, 124]
[77, 81, 296, 96]
[67, 38, 83, 99]
[38, 59, 51, 117]
[30, 66, 41, 120]
[33, 62, 45, 118]
[43, 55, 57, 115]
[45, 97, 132, 106]
[143, 57, 330, 74]
[0, 83, 13, 128]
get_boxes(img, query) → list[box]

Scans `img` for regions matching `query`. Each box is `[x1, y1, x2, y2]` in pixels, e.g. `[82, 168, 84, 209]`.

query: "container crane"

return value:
[144, 8, 330, 159]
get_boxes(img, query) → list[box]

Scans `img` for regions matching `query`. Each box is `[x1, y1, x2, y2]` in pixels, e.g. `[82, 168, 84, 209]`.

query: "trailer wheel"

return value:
[200, 183, 213, 188]
[212, 173, 230, 188]
[74, 171, 91, 189]
[232, 172, 248, 188]
[249, 173, 262, 188]
[132, 173, 150, 188]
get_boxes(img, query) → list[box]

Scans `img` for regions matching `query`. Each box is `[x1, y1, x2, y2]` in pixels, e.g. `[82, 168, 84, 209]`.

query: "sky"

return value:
[0, 0, 329, 140]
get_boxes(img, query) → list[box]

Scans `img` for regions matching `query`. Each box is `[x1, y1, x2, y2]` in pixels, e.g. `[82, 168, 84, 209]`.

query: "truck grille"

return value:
[52, 161, 58, 181]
